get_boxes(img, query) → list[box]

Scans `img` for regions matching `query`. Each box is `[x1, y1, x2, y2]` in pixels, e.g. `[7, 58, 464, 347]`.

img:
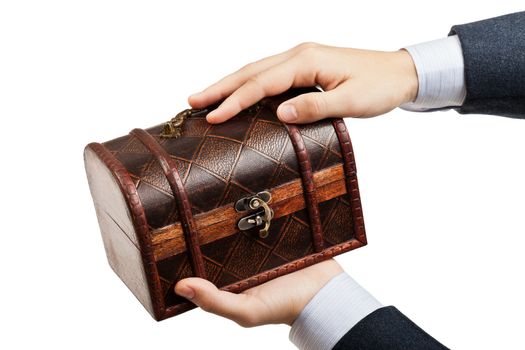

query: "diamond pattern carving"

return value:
[194, 137, 242, 180]
[245, 120, 289, 160]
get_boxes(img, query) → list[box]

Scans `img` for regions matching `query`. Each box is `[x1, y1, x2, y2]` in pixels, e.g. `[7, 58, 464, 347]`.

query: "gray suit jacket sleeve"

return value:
[332, 307, 449, 350]
[449, 11, 525, 118]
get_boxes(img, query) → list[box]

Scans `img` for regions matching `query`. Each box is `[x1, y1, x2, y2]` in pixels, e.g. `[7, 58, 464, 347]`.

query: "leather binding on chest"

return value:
[84, 87, 367, 321]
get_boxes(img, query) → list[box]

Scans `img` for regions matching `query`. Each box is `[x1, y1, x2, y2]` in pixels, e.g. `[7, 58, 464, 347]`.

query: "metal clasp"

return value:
[160, 108, 209, 139]
[235, 191, 274, 238]
[161, 102, 261, 139]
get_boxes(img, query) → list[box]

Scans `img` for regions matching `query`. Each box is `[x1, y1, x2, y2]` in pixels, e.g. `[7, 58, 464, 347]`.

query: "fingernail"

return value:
[176, 285, 195, 300]
[278, 104, 298, 123]
[206, 112, 216, 123]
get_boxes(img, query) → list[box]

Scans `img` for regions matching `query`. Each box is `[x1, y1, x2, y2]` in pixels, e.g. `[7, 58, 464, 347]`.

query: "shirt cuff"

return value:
[400, 35, 467, 111]
[289, 272, 382, 350]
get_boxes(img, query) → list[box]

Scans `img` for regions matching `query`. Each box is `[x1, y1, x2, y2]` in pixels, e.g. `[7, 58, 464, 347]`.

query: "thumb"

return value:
[276, 89, 350, 124]
[174, 278, 263, 327]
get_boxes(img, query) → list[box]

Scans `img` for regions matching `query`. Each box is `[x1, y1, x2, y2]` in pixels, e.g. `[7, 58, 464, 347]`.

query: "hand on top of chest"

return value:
[189, 43, 418, 124]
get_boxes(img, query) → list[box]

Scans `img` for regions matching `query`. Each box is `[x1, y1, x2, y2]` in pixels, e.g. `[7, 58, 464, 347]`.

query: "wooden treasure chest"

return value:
[84, 87, 367, 321]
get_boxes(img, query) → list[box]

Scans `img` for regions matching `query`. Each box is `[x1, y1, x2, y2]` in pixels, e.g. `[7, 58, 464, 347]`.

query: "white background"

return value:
[1, 1, 524, 349]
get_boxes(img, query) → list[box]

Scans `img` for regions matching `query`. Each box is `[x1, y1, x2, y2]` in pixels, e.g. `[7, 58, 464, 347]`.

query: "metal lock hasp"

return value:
[235, 191, 274, 238]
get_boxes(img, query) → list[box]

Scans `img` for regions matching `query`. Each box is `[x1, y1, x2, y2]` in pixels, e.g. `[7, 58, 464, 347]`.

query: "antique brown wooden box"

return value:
[84, 88, 367, 321]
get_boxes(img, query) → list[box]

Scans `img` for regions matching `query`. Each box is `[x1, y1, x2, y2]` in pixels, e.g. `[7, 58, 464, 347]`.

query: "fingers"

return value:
[188, 50, 293, 109]
[205, 57, 310, 123]
[175, 278, 268, 327]
[276, 83, 359, 123]
[175, 259, 345, 327]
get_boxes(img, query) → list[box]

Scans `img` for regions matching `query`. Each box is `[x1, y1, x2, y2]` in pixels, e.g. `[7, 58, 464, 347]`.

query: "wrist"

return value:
[286, 259, 344, 325]
[394, 49, 419, 104]
[289, 272, 383, 350]
[400, 35, 466, 111]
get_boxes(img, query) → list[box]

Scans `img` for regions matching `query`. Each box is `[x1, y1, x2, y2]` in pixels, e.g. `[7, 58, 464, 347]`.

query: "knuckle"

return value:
[240, 61, 256, 73]
[234, 99, 246, 113]
[296, 41, 319, 51]
[246, 74, 261, 85]
[308, 94, 326, 116]
[246, 75, 266, 93]
[296, 45, 323, 66]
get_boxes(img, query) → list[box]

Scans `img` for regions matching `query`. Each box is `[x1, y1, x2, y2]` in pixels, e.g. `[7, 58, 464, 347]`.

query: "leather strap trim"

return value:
[163, 238, 365, 320]
[130, 129, 207, 279]
[86, 142, 165, 320]
[331, 119, 366, 244]
[283, 124, 325, 252]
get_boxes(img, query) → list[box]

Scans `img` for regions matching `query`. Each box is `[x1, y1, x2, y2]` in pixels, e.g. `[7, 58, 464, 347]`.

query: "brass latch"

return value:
[160, 108, 210, 139]
[235, 191, 274, 238]
[161, 103, 261, 139]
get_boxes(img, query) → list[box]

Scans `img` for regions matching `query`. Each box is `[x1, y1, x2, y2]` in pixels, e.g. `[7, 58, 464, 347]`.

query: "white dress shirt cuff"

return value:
[401, 35, 466, 111]
[289, 272, 382, 350]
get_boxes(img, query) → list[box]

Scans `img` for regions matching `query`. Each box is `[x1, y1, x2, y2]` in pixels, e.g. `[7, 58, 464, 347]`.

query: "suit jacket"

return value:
[451, 11, 525, 118]
[332, 11, 524, 350]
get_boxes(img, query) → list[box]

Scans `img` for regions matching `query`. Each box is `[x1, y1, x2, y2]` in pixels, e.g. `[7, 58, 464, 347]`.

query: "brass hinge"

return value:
[160, 108, 209, 139]
[161, 102, 262, 139]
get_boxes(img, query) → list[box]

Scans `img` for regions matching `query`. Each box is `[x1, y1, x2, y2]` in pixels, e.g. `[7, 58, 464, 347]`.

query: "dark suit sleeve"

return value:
[332, 306, 449, 350]
[449, 11, 525, 118]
